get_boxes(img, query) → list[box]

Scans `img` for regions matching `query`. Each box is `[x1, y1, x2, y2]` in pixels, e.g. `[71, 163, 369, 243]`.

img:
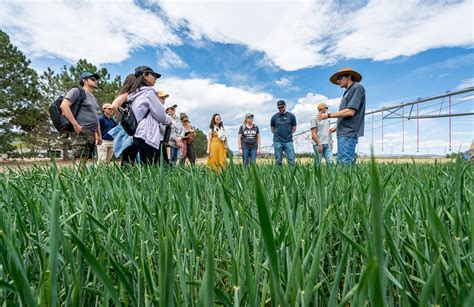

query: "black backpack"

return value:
[119, 101, 149, 136]
[48, 87, 86, 134]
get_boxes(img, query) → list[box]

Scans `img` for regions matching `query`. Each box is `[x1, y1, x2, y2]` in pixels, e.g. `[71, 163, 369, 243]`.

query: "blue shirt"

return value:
[270, 112, 297, 143]
[98, 114, 117, 141]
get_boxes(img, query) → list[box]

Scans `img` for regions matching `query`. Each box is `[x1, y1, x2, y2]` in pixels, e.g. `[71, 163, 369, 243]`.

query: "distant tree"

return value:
[0, 30, 42, 154]
[193, 128, 207, 158]
[38, 59, 122, 159]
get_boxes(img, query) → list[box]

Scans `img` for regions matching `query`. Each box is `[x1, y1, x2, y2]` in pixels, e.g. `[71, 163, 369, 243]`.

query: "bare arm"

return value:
[292, 126, 297, 133]
[60, 99, 81, 134]
[237, 133, 242, 149]
[311, 128, 321, 145]
[111, 93, 128, 116]
[206, 130, 212, 155]
[96, 120, 103, 145]
[271, 127, 275, 134]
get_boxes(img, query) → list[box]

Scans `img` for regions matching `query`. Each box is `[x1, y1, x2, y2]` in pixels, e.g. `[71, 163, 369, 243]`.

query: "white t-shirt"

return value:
[310, 118, 332, 145]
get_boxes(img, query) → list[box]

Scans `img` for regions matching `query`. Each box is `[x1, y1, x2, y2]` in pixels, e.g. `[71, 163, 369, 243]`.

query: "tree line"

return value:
[0, 30, 207, 159]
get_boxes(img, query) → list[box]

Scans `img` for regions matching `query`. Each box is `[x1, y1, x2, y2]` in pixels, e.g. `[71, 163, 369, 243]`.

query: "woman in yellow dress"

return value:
[207, 113, 227, 171]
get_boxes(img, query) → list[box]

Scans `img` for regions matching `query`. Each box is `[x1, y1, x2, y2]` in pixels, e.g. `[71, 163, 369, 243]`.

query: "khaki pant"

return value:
[97, 140, 114, 162]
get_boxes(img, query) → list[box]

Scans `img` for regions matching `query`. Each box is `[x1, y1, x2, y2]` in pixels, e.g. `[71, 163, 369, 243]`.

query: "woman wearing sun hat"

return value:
[238, 113, 261, 166]
[318, 67, 366, 165]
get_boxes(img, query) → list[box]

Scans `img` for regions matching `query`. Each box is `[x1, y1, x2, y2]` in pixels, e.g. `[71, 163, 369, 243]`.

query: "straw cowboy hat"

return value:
[330, 67, 362, 85]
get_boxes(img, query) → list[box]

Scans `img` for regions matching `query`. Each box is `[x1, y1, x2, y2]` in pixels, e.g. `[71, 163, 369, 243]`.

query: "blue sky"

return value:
[1, 0, 473, 155]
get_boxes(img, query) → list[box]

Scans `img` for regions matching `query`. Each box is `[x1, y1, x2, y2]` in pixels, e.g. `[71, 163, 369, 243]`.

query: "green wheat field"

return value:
[0, 159, 472, 306]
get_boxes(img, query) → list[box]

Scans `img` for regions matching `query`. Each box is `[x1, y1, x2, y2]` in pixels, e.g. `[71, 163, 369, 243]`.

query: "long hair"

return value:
[128, 74, 150, 94]
[180, 113, 189, 121]
[209, 113, 223, 130]
[118, 74, 136, 95]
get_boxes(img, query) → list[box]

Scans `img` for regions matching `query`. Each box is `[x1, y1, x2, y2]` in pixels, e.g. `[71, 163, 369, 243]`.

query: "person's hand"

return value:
[317, 143, 323, 153]
[239, 148, 243, 155]
[207, 149, 212, 158]
[257, 148, 261, 155]
[96, 136, 103, 146]
[330, 141, 334, 149]
[73, 124, 82, 134]
[329, 127, 336, 133]
[317, 113, 328, 121]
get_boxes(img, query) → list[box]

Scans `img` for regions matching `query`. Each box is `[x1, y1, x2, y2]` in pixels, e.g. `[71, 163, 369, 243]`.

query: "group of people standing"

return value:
[59, 66, 365, 169]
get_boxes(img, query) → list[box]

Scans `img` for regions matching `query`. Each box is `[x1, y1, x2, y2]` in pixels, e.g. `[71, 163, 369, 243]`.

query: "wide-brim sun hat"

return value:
[329, 67, 362, 85]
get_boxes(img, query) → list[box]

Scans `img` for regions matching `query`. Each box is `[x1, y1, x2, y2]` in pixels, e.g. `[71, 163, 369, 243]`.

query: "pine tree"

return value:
[0, 30, 42, 154]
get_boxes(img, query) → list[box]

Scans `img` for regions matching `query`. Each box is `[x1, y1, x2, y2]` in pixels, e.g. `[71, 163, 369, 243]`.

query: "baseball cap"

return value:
[245, 113, 254, 119]
[134, 66, 161, 79]
[165, 102, 177, 110]
[277, 100, 286, 107]
[156, 90, 169, 98]
[317, 103, 328, 110]
[80, 72, 100, 82]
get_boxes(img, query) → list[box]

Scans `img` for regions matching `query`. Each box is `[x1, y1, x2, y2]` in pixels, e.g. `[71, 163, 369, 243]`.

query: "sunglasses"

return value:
[278, 106, 285, 109]
[88, 77, 98, 82]
[104, 107, 112, 110]
[337, 74, 348, 81]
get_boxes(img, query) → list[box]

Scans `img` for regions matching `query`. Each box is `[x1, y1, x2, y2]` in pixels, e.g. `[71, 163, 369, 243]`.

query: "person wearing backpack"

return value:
[60, 72, 102, 162]
[238, 113, 261, 166]
[127, 66, 172, 165]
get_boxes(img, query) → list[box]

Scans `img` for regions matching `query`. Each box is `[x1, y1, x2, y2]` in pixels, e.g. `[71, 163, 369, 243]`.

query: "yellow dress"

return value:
[207, 131, 227, 171]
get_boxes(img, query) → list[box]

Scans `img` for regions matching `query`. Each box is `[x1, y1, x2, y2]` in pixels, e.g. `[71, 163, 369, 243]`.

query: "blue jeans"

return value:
[337, 136, 358, 165]
[313, 144, 333, 166]
[242, 144, 257, 166]
[169, 146, 180, 165]
[274, 141, 295, 166]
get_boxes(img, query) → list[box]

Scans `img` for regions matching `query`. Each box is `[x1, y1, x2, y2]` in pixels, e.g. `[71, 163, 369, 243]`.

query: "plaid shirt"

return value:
[169, 114, 184, 148]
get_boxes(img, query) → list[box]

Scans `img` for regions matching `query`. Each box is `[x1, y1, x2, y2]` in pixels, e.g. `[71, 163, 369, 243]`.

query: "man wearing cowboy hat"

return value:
[318, 68, 366, 165]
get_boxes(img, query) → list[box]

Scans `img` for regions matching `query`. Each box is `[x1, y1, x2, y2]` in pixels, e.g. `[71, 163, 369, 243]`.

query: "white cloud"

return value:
[456, 78, 474, 90]
[0, 0, 180, 64]
[2, 0, 471, 70]
[155, 0, 473, 71]
[332, 1, 473, 61]
[291, 92, 340, 124]
[275, 77, 300, 92]
[155, 77, 276, 149]
[275, 77, 292, 87]
[157, 47, 188, 69]
[156, 76, 274, 127]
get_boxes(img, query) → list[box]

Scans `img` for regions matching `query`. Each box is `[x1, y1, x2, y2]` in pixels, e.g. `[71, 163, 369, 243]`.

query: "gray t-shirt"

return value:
[65, 87, 99, 131]
[336, 82, 366, 138]
[310, 118, 332, 145]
